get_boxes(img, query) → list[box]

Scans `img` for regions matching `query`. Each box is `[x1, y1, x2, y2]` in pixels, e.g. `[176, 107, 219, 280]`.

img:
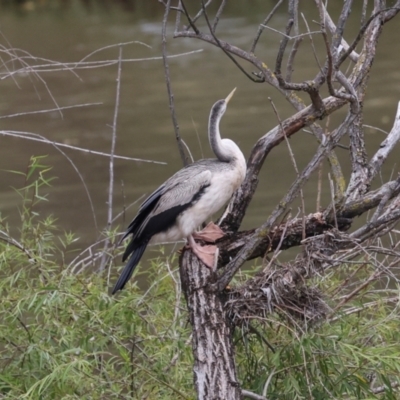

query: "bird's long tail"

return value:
[112, 241, 148, 294]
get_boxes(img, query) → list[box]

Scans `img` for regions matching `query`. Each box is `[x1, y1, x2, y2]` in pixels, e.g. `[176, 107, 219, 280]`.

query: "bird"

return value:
[112, 88, 246, 294]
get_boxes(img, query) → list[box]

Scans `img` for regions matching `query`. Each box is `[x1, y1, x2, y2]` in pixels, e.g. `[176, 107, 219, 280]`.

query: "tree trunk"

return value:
[180, 251, 242, 400]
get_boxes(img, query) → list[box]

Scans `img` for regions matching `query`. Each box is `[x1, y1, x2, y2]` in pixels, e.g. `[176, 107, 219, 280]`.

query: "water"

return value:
[0, 1, 399, 270]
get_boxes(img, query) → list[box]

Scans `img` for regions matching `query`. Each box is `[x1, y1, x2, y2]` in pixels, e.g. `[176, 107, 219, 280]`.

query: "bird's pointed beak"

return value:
[225, 87, 236, 104]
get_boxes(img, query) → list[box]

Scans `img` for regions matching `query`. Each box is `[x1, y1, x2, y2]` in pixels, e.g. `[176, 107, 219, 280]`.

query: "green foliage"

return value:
[1, 157, 399, 399]
[235, 269, 400, 399]
[0, 157, 193, 400]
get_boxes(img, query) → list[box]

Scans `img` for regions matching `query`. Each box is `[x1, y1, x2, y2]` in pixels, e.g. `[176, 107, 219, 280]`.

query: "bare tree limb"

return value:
[336, 6, 400, 68]
[200, 0, 264, 83]
[179, 0, 199, 34]
[162, 0, 189, 166]
[368, 101, 400, 182]
[99, 46, 123, 272]
[212, 0, 227, 32]
[316, 1, 359, 62]
[250, 0, 284, 54]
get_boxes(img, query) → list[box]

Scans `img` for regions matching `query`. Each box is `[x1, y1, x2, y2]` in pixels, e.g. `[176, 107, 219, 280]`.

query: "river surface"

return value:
[0, 1, 399, 271]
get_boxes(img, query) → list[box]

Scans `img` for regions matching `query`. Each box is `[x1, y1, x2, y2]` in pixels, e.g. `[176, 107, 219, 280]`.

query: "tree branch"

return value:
[250, 0, 284, 54]
[368, 101, 400, 182]
[162, 0, 189, 166]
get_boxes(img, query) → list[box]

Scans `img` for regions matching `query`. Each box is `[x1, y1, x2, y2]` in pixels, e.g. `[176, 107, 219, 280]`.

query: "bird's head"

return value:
[211, 88, 236, 118]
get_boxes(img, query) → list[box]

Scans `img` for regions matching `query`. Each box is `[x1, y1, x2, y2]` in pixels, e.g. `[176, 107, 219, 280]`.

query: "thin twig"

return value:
[332, 0, 354, 51]
[250, 0, 284, 54]
[179, 0, 199, 34]
[212, 0, 227, 32]
[269, 98, 306, 238]
[316, 1, 334, 95]
[336, 7, 398, 68]
[330, 258, 399, 315]
[0, 230, 34, 261]
[0, 130, 165, 164]
[162, 0, 188, 166]
[1, 50, 204, 78]
[361, 0, 368, 26]
[275, 18, 294, 84]
[187, 0, 213, 28]
[99, 47, 123, 272]
[328, 173, 338, 229]
[0, 102, 102, 119]
[315, 1, 359, 63]
[300, 13, 323, 73]
[200, 0, 264, 83]
[2, 129, 99, 230]
[108, 46, 122, 231]
[285, 0, 300, 82]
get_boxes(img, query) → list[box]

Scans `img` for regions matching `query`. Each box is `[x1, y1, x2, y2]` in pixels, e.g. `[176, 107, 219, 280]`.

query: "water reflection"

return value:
[0, 2, 399, 270]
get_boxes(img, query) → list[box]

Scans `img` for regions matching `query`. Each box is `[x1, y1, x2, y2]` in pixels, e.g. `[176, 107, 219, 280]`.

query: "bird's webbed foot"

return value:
[187, 234, 219, 270]
[192, 222, 225, 243]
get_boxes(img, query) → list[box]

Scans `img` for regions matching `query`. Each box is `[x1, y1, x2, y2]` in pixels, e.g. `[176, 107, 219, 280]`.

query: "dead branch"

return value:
[162, 0, 189, 166]
[215, 176, 400, 266]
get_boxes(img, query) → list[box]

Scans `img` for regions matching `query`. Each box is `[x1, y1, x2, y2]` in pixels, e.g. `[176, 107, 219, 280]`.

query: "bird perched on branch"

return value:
[112, 88, 246, 294]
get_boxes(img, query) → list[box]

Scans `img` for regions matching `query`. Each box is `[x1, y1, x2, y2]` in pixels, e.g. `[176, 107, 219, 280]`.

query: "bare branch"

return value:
[383, 0, 400, 22]
[217, 108, 357, 290]
[336, 6, 400, 68]
[200, 0, 264, 83]
[332, 0, 354, 51]
[316, 1, 359, 62]
[186, 0, 213, 28]
[179, 0, 199, 34]
[108, 47, 122, 231]
[345, 113, 369, 201]
[274, 18, 326, 113]
[219, 94, 348, 233]
[250, 0, 284, 54]
[99, 46, 123, 272]
[212, 0, 227, 32]
[0, 102, 102, 120]
[0, 130, 164, 164]
[162, 0, 189, 166]
[368, 101, 400, 182]
[0, 230, 34, 261]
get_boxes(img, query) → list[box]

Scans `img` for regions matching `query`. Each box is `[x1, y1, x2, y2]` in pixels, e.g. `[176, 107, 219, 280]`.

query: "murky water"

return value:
[0, 2, 399, 267]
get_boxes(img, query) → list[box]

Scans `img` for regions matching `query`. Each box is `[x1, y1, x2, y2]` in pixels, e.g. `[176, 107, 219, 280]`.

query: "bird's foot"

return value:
[192, 244, 219, 270]
[188, 234, 219, 270]
[192, 222, 225, 243]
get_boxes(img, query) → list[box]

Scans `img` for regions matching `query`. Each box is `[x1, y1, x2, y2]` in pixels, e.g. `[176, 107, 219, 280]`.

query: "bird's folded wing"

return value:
[121, 165, 213, 244]
[152, 169, 212, 216]
[131, 169, 212, 240]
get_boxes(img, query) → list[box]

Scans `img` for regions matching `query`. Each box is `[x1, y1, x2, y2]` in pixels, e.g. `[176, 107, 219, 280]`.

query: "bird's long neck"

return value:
[208, 103, 233, 163]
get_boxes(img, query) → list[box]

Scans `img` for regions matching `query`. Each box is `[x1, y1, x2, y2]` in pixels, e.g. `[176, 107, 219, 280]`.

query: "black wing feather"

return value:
[114, 178, 210, 294]
[112, 242, 148, 294]
[120, 186, 164, 243]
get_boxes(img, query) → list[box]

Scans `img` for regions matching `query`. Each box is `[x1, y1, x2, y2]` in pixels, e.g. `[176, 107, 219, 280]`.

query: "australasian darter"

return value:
[112, 88, 246, 294]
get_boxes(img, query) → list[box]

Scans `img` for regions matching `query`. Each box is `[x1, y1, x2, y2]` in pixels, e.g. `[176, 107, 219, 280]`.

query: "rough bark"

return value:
[179, 251, 242, 400]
